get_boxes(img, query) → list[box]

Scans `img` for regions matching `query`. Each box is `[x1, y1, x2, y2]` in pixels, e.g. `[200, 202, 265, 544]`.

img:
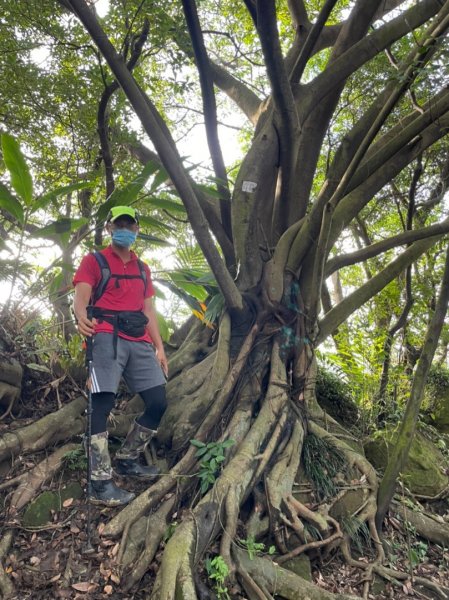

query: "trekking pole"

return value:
[84, 305, 95, 555]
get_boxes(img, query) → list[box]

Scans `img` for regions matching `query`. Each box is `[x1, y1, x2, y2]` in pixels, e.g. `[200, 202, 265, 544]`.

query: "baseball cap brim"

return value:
[107, 206, 138, 223]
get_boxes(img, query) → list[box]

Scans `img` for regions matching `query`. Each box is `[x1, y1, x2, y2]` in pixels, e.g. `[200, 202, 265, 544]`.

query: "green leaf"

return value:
[1, 133, 33, 206]
[149, 164, 169, 192]
[194, 182, 223, 199]
[137, 232, 172, 246]
[204, 292, 225, 323]
[190, 439, 205, 448]
[195, 446, 210, 457]
[26, 363, 51, 373]
[138, 214, 176, 233]
[156, 311, 170, 342]
[149, 197, 186, 214]
[34, 181, 95, 213]
[222, 439, 235, 448]
[96, 160, 161, 222]
[31, 217, 88, 239]
[0, 183, 24, 224]
[169, 271, 208, 302]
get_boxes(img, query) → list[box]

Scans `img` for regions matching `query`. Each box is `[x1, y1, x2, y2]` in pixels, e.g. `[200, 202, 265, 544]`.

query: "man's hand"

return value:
[155, 346, 168, 378]
[77, 315, 97, 337]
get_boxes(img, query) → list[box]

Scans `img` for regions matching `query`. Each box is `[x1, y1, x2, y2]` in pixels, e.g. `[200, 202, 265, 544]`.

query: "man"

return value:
[73, 205, 168, 506]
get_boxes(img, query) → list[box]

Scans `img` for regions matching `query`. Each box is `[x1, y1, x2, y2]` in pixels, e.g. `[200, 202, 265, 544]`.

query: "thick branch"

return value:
[209, 62, 263, 124]
[287, 0, 309, 30]
[317, 235, 442, 345]
[325, 216, 449, 276]
[302, 0, 446, 119]
[65, 0, 243, 311]
[329, 112, 449, 248]
[256, 0, 299, 217]
[290, 0, 340, 83]
[181, 0, 233, 246]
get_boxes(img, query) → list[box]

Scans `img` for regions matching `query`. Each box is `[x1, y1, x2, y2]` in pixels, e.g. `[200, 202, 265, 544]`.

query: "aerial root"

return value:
[0, 530, 14, 599]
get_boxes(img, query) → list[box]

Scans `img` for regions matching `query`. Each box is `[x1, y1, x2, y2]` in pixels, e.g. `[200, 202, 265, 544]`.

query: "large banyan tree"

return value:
[3, 0, 449, 598]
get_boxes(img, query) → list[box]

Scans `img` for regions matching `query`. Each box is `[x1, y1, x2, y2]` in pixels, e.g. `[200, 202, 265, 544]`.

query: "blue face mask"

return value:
[112, 229, 137, 248]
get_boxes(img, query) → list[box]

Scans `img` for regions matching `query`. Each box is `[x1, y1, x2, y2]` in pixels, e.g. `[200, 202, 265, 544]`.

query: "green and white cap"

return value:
[107, 205, 139, 223]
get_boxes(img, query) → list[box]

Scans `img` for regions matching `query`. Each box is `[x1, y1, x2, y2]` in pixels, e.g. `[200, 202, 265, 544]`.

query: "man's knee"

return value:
[91, 392, 115, 434]
[137, 385, 167, 429]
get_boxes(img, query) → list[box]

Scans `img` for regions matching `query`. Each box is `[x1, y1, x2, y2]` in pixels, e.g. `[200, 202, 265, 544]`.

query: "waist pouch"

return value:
[91, 308, 149, 357]
[117, 311, 149, 337]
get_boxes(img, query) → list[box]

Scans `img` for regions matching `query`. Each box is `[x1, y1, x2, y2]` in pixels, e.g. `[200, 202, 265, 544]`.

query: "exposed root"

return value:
[0, 530, 14, 599]
[153, 339, 290, 598]
[277, 514, 342, 564]
[8, 442, 79, 512]
[238, 566, 272, 600]
[392, 499, 449, 546]
[122, 496, 176, 591]
[0, 396, 85, 462]
[219, 486, 238, 573]
[0, 391, 16, 422]
[103, 319, 262, 539]
[167, 319, 213, 378]
[233, 546, 361, 599]
[373, 565, 449, 599]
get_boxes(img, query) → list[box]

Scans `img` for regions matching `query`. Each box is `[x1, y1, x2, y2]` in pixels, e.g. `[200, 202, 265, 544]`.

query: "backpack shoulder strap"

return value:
[91, 251, 111, 304]
[137, 259, 148, 295]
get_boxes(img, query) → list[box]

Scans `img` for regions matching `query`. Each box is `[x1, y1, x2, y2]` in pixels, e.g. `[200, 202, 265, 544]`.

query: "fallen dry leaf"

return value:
[63, 498, 74, 507]
[110, 572, 120, 584]
[71, 582, 91, 592]
[104, 584, 113, 595]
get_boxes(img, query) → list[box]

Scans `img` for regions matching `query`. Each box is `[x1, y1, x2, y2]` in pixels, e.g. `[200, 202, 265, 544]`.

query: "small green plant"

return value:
[163, 520, 178, 543]
[60, 333, 85, 372]
[63, 447, 87, 471]
[409, 540, 428, 568]
[205, 555, 230, 599]
[190, 438, 235, 494]
[239, 536, 275, 560]
[302, 433, 347, 501]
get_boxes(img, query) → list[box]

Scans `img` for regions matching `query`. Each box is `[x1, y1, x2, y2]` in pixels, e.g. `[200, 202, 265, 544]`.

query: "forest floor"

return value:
[1, 433, 448, 600]
[1, 319, 448, 600]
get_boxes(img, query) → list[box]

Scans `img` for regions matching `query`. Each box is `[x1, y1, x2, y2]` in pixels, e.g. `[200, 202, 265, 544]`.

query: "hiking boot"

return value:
[114, 458, 160, 479]
[89, 431, 113, 480]
[89, 479, 135, 506]
[115, 420, 160, 479]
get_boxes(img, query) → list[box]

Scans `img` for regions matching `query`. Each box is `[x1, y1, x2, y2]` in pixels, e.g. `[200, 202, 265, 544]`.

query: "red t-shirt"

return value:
[73, 246, 155, 342]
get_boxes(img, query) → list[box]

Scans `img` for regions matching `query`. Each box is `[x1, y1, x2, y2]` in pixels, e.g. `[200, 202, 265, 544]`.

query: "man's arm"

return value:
[73, 282, 96, 337]
[144, 297, 168, 377]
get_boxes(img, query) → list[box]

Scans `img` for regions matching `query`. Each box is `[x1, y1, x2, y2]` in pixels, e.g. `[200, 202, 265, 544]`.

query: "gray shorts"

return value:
[90, 333, 166, 394]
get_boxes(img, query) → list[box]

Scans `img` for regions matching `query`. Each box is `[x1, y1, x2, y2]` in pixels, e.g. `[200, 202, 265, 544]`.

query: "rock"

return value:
[364, 429, 448, 496]
[282, 554, 312, 581]
[316, 368, 360, 427]
[431, 392, 449, 433]
[22, 482, 84, 527]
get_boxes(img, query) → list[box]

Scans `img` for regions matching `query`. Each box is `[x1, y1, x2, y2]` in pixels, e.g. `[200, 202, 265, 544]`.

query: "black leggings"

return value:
[90, 385, 167, 434]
